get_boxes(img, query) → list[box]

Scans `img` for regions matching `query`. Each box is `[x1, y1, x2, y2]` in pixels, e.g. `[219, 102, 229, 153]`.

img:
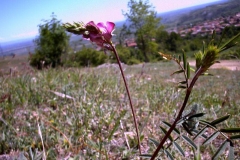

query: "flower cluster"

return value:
[63, 21, 115, 50]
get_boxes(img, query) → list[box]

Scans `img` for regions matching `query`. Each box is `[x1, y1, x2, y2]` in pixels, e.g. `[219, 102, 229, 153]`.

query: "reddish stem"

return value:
[111, 44, 141, 155]
[150, 67, 203, 160]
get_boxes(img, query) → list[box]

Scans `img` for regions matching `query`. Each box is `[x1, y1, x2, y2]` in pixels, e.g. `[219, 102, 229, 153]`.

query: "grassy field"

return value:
[0, 55, 240, 159]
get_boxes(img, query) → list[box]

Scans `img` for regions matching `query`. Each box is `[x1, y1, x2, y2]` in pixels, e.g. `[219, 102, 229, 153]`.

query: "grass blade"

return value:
[108, 110, 127, 141]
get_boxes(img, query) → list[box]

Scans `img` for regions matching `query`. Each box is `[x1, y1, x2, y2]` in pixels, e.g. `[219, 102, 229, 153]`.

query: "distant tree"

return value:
[123, 0, 161, 62]
[30, 13, 69, 69]
[165, 32, 181, 52]
[115, 24, 131, 46]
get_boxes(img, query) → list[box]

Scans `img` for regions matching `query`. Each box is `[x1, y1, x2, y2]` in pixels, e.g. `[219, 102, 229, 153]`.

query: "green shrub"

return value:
[29, 13, 69, 69]
[109, 45, 142, 65]
[64, 47, 107, 67]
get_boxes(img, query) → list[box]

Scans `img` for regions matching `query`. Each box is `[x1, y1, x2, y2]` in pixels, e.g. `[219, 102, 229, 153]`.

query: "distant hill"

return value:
[116, 0, 239, 29]
[1, 0, 239, 56]
[159, 0, 239, 29]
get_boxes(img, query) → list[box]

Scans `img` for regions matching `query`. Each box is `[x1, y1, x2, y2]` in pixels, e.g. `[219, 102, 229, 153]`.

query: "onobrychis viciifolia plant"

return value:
[141, 30, 240, 160]
[63, 21, 240, 159]
[63, 21, 142, 154]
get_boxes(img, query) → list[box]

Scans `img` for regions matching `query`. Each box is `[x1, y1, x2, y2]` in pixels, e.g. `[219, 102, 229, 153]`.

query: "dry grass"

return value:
[0, 56, 240, 159]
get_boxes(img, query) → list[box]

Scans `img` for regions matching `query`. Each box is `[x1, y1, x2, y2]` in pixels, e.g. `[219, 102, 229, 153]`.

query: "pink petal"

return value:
[86, 21, 96, 26]
[97, 22, 115, 33]
[106, 22, 115, 33]
[97, 22, 106, 32]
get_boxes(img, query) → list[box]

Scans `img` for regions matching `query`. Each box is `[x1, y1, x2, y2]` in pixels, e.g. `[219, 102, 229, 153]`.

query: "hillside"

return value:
[163, 0, 240, 28]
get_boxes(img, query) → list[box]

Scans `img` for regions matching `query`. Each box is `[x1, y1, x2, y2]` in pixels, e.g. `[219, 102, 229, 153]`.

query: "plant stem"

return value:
[111, 45, 141, 154]
[150, 67, 203, 160]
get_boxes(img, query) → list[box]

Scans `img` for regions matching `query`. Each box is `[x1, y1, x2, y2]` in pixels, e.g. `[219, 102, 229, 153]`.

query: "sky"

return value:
[0, 0, 224, 43]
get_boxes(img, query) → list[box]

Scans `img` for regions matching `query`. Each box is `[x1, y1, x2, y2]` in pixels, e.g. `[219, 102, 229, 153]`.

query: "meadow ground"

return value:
[0, 55, 240, 159]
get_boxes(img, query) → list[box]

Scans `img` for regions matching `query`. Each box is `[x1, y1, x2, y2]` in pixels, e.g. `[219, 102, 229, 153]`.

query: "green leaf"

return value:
[149, 138, 159, 147]
[202, 131, 220, 145]
[212, 140, 229, 160]
[171, 69, 184, 76]
[162, 121, 180, 135]
[182, 51, 187, 70]
[182, 135, 197, 150]
[178, 55, 181, 62]
[173, 141, 185, 157]
[188, 113, 205, 120]
[187, 62, 190, 79]
[183, 123, 193, 136]
[210, 114, 230, 126]
[202, 41, 206, 53]
[219, 31, 240, 52]
[139, 154, 152, 158]
[228, 145, 234, 160]
[229, 134, 240, 140]
[178, 85, 187, 89]
[177, 118, 185, 125]
[220, 128, 240, 133]
[192, 129, 207, 139]
[164, 149, 174, 160]
[178, 80, 187, 84]
[160, 126, 173, 142]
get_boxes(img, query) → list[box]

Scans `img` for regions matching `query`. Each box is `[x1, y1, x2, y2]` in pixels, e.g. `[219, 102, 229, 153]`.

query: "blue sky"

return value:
[0, 0, 223, 43]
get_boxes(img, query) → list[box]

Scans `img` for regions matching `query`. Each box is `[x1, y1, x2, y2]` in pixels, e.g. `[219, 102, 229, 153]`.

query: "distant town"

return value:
[169, 12, 240, 37]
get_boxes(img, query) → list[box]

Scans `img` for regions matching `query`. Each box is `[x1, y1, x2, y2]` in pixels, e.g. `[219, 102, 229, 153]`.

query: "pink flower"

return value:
[83, 21, 115, 50]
